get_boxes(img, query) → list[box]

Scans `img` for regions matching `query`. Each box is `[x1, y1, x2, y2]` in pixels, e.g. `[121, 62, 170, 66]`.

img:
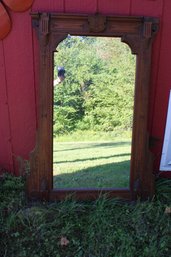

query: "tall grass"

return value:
[55, 129, 132, 142]
[0, 174, 171, 257]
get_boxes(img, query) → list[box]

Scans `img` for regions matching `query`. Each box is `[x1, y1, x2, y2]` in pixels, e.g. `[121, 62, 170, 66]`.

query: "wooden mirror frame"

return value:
[27, 13, 159, 201]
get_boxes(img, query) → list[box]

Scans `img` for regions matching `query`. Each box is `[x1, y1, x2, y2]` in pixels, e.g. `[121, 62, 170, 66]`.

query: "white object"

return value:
[160, 90, 171, 171]
[54, 78, 60, 86]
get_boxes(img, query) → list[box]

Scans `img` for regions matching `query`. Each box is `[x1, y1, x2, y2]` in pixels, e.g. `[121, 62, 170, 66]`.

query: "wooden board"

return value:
[98, 0, 131, 15]
[32, 0, 64, 12]
[2, 11, 37, 172]
[0, 42, 8, 103]
[0, 103, 14, 172]
[0, 41, 13, 172]
[65, 0, 97, 13]
[131, 0, 163, 16]
[150, 0, 171, 173]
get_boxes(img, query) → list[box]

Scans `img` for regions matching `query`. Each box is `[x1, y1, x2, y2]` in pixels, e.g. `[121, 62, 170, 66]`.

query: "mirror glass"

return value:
[53, 36, 136, 189]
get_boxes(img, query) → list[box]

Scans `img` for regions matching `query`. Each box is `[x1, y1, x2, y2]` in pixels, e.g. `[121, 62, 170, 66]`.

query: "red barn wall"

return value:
[0, 0, 171, 177]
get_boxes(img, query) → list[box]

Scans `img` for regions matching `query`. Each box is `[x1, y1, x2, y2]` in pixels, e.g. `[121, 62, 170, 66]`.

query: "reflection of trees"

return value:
[53, 36, 136, 135]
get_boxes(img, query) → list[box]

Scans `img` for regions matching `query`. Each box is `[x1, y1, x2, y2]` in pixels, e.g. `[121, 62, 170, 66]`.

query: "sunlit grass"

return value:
[53, 133, 131, 188]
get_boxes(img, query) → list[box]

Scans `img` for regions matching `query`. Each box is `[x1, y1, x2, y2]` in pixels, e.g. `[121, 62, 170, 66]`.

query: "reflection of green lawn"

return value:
[53, 140, 131, 189]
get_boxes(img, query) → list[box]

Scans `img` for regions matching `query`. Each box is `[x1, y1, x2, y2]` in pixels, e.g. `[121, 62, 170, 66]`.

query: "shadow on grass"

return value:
[53, 160, 130, 189]
[53, 141, 131, 152]
[54, 153, 130, 164]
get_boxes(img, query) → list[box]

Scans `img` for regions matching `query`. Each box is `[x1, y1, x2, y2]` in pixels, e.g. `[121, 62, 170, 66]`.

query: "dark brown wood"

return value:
[50, 189, 131, 201]
[27, 13, 159, 201]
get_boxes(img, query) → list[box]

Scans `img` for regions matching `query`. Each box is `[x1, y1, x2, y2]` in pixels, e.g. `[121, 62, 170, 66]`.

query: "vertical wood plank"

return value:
[31, 0, 65, 129]
[131, 0, 163, 16]
[3, 11, 37, 173]
[0, 41, 14, 172]
[32, 0, 64, 12]
[31, 28, 39, 130]
[150, 0, 171, 171]
[0, 103, 14, 172]
[65, 0, 97, 13]
[131, 0, 163, 141]
[0, 42, 7, 103]
[98, 0, 131, 15]
[131, 0, 164, 132]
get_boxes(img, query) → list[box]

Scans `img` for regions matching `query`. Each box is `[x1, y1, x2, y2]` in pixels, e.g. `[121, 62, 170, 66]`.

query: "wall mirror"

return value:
[27, 13, 159, 201]
[53, 36, 135, 190]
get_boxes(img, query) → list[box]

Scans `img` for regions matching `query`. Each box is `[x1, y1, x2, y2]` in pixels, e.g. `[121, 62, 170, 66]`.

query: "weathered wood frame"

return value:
[27, 13, 159, 201]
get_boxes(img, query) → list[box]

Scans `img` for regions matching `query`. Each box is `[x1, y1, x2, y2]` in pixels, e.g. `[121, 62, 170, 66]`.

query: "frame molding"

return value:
[27, 13, 159, 201]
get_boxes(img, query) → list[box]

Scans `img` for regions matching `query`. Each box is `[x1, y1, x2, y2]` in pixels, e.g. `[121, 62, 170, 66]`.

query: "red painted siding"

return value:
[2, 11, 37, 173]
[65, 0, 97, 13]
[131, 0, 163, 16]
[32, 0, 64, 12]
[98, 0, 131, 15]
[0, 0, 170, 178]
[0, 41, 13, 172]
[150, 0, 171, 174]
[131, 0, 165, 174]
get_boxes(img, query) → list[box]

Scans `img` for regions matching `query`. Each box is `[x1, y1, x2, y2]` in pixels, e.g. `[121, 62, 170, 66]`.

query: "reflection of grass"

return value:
[53, 140, 131, 188]
[55, 129, 132, 142]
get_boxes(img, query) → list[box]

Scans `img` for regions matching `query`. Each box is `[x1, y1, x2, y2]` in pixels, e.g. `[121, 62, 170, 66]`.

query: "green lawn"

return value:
[53, 139, 131, 189]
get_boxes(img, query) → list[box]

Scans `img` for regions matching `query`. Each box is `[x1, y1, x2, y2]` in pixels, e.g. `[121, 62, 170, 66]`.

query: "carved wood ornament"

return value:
[27, 13, 159, 201]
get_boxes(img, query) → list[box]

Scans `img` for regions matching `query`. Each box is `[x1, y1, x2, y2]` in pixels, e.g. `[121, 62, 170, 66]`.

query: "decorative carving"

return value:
[88, 15, 106, 33]
[40, 13, 49, 36]
[40, 13, 50, 46]
[143, 22, 152, 38]
[143, 18, 159, 39]
[29, 13, 159, 201]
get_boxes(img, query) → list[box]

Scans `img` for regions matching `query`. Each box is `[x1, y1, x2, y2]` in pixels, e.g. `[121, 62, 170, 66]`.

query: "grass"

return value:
[55, 130, 132, 142]
[0, 174, 171, 257]
[53, 131, 131, 188]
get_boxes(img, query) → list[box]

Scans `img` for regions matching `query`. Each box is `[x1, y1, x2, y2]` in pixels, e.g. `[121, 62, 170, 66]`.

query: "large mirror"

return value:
[53, 36, 136, 190]
[28, 13, 158, 201]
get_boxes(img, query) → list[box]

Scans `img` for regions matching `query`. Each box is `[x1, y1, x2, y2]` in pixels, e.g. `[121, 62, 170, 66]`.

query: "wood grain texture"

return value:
[130, 0, 167, 172]
[28, 13, 158, 200]
[31, 1, 65, 131]
[0, 104, 14, 172]
[50, 189, 132, 201]
[3, 11, 37, 172]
